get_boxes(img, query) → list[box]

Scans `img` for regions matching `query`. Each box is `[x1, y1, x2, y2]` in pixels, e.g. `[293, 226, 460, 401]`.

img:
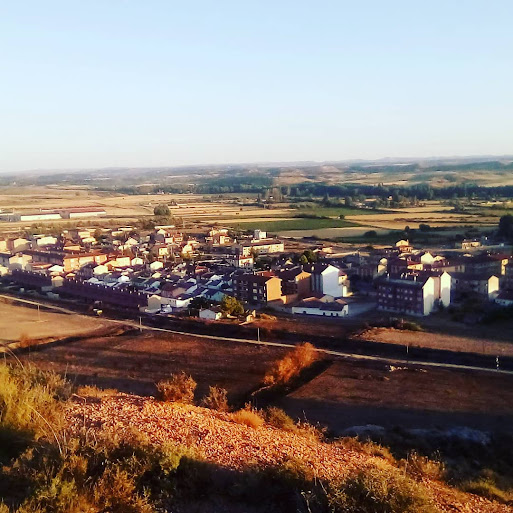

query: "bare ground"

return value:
[66, 393, 512, 513]
[0, 300, 109, 344]
[358, 327, 513, 357]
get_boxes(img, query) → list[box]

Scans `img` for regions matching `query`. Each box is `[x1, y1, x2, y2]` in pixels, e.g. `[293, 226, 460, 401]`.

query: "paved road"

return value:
[2, 293, 512, 376]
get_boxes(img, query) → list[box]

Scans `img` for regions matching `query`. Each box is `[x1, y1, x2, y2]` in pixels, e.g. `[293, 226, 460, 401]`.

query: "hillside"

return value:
[65, 392, 511, 513]
[1, 361, 512, 513]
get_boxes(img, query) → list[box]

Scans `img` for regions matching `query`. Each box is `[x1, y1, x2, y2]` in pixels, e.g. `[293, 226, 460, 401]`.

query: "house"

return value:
[8, 238, 31, 252]
[291, 298, 348, 317]
[232, 272, 282, 305]
[149, 261, 164, 271]
[199, 307, 223, 321]
[226, 249, 254, 269]
[35, 236, 58, 247]
[495, 290, 513, 307]
[239, 239, 284, 256]
[450, 272, 500, 300]
[504, 262, 513, 290]
[276, 267, 311, 297]
[461, 239, 481, 250]
[395, 239, 413, 253]
[146, 294, 174, 313]
[376, 272, 450, 316]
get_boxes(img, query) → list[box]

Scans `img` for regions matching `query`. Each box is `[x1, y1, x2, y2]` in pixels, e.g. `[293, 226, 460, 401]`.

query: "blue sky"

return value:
[1, 1, 512, 172]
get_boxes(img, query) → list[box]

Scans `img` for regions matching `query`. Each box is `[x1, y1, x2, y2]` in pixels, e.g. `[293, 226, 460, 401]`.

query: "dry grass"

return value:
[18, 333, 36, 348]
[75, 385, 119, 399]
[264, 407, 296, 431]
[156, 372, 197, 404]
[402, 452, 445, 481]
[200, 386, 230, 412]
[232, 407, 264, 429]
[263, 342, 318, 386]
[330, 461, 438, 513]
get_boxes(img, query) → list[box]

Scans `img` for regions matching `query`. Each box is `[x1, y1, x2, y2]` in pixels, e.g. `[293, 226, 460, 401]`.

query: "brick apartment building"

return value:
[232, 272, 282, 304]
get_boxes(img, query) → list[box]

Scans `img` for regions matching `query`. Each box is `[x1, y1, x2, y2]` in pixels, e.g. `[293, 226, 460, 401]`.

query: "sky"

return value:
[1, 0, 512, 173]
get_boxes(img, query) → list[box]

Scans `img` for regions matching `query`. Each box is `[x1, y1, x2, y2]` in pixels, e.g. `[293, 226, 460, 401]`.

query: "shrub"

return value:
[402, 451, 445, 481]
[201, 386, 229, 412]
[329, 464, 437, 513]
[232, 407, 264, 429]
[461, 476, 511, 504]
[0, 363, 68, 439]
[336, 438, 396, 464]
[156, 372, 196, 404]
[265, 407, 296, 431]
[93, 465, 155, 513]
[18, 333, 36, 348]
[263, 343, 318, 386]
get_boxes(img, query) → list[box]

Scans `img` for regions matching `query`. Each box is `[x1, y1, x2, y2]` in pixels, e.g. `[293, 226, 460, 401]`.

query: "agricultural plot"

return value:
[232, 218, 357, 233]
[0, 300, 108, 344]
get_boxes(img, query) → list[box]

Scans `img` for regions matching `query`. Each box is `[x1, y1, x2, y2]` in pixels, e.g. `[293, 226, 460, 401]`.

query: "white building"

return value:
[292, 298, 348, 317]
[199, 307, 223, 321]
[305, 263, 345, 298]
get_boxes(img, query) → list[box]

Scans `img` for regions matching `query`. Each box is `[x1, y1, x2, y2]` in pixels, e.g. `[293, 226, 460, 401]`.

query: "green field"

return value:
[294, 207, 382, 217]
[232, 218, 357, 232]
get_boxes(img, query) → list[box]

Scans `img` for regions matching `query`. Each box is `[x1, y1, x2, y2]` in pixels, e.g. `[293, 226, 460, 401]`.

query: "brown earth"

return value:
[358, 327, 513, 357]
[19, 331, 289, 400]
[66, 393, 512, 513]
[20, 330, 513, 433]
[0, 300, 109, 344]
[279, 359, 513, 433]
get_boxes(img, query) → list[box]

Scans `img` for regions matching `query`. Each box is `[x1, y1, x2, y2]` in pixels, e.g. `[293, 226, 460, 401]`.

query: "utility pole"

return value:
[139, 316, 142, 332]
[257, 327, 260, 343]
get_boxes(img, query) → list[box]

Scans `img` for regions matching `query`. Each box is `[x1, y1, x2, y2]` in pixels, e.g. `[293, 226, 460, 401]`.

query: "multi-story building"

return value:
[376, 271, 451, 316]
[304, 262, 347, 297]
[232, 272, 282, 304]
[463, 254, 510, 276]
[450, 272, 500, 300]
[276, 266, 311, 297]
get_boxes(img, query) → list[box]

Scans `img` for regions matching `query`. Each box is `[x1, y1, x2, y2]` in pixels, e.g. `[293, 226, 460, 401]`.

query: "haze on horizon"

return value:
[1, 1, 512, 173]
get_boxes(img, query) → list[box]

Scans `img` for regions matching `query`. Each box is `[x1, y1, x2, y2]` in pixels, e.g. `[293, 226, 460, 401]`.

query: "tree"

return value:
[220, 295, 244, 316]
[302, 249, 317, 263]
[498, 214, 513, 241]
[153, 204, 170, 217]
[190, 297, 212, 310]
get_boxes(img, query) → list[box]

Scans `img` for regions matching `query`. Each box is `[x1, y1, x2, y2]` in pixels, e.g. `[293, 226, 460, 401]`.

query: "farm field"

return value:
[278, 226, 388, 239]
[15, 321, 513, 433]
[345, 211, 497, 230]
[279, 359, 513, 433]
[358, 327, 513, 357]
[0, 300, 109, 344]
[19, 331, 290, 400]
[231, 218, 358, 232]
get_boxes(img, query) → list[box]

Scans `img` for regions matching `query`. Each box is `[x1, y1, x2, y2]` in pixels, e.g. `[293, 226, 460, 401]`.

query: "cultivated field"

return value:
[345, 211, 497, 230]
[17, 325, 513, 434]
[279, 359, 513, 433]
[234, 218, 357, 232]
[19, 331, 289, 400]
[0, 300, 109, 344]
[358, 327, 513, 357]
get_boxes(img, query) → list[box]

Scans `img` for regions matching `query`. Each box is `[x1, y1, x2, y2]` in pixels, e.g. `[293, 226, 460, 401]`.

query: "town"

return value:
[1, 210, 512, 328]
